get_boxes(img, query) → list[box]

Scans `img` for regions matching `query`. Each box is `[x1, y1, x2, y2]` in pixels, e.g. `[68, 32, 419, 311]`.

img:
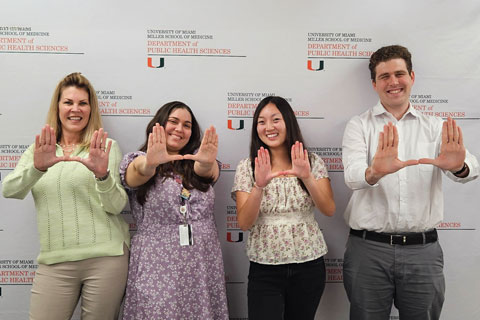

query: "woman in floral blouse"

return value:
[232, 96, 335, 320]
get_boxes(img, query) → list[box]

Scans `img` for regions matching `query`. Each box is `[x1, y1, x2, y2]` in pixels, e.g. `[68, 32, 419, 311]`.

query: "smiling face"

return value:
[164, 107, 192, 154]
[372, 58, 415, 114]
[58, 86, 91, 139]
[256, 103, 287, 150]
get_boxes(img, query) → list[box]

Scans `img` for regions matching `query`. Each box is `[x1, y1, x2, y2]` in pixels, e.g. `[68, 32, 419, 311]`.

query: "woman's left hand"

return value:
[68, 128, 111, 178]
[184, 125, 218, 165]
[281, 141, 311, 180]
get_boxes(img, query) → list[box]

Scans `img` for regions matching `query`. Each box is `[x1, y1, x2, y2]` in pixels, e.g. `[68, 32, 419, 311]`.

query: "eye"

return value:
[184, 124, 191, 129]
[64, 100, 73, 105]
[168, 119, 178, 124]
[257, 120, 265, 125]
[80, 101, 89, 106]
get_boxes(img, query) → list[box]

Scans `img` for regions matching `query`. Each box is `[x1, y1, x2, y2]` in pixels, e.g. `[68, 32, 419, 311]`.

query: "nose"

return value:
[266, 120, 274, 130]
[174, 123, 183, 132]
[72, 103, 80, 111]
[389, 75, 399, 86]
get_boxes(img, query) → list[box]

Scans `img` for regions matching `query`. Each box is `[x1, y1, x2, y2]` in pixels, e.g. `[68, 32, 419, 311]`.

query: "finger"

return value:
[452, 119, 458, 143]
[213, 130, 218, 147]
[40, 126, 46, 145]
[258, 148, 265, 165]
[401, 159, 419, 167]
[271, 170, 286, 179]
[418, 158, 436, 165]
[295, 141, 301, 159]
[290, 144, 296, 161]
[91, 130, 99, 149]
[377, 132, 384, 151]
[45, 126, 52, 145]
[159, 125, 166, 145]
[96, 128, 104, 149]
[392, 125, 399, 148]
[148, 132, 154, 149]
[169, 154, 184, 161]
[35, 135, 40, 149]
[183, 154, 196, 161]
[201, 127, 209, 146]
[265, 148, 271, 167]
[303, 149, 309, 162]
[105, 140, 112, 155]
[458, 126, 464, 146]
[101, 131, 108, 151]
[441, 121, 447, 145]
[50, 127, 57, 145]
[156, 124, 163, 143]
[299, 142, 305, 160]
[387, 123, 394, 147]
[383, 125, 388, 149]
[447, 117, 453, 143]
[205, 126, 212, 145]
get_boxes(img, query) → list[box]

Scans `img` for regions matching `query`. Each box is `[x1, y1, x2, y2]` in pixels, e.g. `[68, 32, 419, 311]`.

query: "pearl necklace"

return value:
[60, 143, 77, 153]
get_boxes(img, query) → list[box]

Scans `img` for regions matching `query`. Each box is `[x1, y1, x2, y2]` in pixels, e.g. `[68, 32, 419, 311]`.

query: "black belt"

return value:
[350, 228, 438, 245]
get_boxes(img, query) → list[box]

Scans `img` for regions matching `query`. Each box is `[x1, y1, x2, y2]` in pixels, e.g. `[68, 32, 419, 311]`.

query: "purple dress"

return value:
[120, 152, 228, 320]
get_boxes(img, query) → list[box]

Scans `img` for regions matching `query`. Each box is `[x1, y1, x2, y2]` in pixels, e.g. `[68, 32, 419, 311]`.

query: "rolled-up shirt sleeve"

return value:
[342, 116, 378, 190]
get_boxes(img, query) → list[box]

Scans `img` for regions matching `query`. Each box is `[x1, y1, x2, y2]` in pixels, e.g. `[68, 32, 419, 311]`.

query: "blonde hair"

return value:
[45, 72, 102, 148]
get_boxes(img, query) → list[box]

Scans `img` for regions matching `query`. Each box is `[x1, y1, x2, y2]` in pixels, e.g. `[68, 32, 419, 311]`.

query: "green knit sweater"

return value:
[2, 139, 130, 265]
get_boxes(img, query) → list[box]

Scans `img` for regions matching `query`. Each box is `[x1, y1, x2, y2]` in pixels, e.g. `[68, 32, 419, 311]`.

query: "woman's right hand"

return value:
[34, 125, 66, 171]
[143, 123, 183, 174]
[254, 147, 281, 188]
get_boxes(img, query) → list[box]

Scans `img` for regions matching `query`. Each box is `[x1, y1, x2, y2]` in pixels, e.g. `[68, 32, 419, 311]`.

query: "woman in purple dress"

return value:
[119, 101, 228, 319]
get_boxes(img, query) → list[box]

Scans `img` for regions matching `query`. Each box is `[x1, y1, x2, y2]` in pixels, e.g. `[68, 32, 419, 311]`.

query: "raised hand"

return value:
[254, 147, 282, 188]
[419, 117, 465, 172]
[281, 141, 311, 180]
[145, 123, 184, 169]
[367, 122, 418, 184]
[183, 125, 218, 166]
[34, 125, 67, 171]
[68, 128, 111, 178]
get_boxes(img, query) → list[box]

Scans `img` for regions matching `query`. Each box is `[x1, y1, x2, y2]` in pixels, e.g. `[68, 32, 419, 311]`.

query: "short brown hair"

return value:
[369, 45, 412, 81]
[45, 72, 102, 148]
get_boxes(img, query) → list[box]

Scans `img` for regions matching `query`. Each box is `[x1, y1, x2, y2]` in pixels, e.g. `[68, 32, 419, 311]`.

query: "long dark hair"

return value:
[136, 101, 213, 205]
[249, 96, 311, 192]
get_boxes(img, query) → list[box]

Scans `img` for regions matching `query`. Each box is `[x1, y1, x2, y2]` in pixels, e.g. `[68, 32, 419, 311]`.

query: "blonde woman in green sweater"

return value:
[2, 73, 130, 320]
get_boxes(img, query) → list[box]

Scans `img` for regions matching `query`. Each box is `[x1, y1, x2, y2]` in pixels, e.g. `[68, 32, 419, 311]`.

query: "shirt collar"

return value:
[372, 100, 420, 119]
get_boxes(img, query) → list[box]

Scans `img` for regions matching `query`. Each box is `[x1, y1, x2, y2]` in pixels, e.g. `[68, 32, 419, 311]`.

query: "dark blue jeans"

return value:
[247, 257, 326, 320]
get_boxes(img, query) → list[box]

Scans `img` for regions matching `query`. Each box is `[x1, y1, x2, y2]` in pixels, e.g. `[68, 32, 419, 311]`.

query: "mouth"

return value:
[386, 88, 403, 95]
[67, 116, 83, 121]
[169, 133, 183, 141]
[266, 133, 278, 139]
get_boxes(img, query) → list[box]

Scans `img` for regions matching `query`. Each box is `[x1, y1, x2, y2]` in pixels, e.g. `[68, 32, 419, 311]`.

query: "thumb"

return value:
[418, 158, 436, 165]
[182, 154, 195, 161]
[171, 154, 185, 161]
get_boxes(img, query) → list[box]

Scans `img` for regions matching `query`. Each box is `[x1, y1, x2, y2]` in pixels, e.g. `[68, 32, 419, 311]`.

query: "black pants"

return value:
[247, 257, 326, 320]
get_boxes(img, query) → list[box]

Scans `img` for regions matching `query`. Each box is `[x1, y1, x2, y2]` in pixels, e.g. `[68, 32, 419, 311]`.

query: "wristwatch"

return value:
[95, 169, 110, 181]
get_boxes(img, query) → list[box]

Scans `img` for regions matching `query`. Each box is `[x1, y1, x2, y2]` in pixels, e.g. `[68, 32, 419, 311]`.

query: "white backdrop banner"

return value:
[1, 1, 479, 319]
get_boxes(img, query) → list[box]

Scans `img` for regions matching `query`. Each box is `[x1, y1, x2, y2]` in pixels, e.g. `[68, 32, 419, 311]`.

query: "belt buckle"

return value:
[390, 235, 407, 245]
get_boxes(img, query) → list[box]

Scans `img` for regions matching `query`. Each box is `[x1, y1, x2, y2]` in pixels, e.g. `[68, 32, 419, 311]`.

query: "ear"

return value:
[372, 79, 377, 90]
[410, 70, 415, 83]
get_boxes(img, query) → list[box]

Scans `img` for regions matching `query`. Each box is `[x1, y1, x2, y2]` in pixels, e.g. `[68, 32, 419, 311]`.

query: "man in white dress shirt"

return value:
[341, 45, 479, 320]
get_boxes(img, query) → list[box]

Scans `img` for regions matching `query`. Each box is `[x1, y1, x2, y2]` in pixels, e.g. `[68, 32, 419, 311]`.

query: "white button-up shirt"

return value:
[342, 101, 479, 233]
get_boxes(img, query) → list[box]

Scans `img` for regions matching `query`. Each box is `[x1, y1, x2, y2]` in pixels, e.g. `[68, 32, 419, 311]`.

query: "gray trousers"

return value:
[343, 235, 445, 320]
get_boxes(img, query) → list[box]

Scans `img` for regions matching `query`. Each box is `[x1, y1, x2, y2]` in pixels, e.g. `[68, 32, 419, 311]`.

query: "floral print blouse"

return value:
[232, 153, 329, 265]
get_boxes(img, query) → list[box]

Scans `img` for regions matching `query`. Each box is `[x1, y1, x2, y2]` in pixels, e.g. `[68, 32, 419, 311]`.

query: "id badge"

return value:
[179, 224, 193, 246]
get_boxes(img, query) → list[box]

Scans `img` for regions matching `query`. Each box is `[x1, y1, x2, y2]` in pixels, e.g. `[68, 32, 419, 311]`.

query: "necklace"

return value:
[60, 143, 77, 153]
